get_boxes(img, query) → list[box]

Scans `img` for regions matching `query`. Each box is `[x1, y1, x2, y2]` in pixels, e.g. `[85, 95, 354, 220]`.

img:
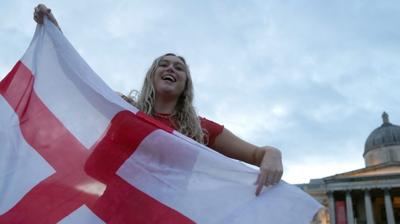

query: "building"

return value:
[300, 112, 400, 224]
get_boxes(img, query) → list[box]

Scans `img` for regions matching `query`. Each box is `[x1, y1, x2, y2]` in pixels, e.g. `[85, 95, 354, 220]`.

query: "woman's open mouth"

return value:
[162, 74, 176, 82]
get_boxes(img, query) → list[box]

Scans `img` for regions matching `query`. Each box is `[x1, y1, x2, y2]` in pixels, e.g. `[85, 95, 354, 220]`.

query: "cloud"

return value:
[284, 155, 363, 184]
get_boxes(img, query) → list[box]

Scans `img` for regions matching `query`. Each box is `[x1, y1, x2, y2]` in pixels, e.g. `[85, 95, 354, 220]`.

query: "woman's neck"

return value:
[154, 96, 178, 114]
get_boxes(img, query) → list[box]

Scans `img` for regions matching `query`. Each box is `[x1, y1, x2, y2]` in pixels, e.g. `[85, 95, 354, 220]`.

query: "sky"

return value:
[1, 0, 400, 184]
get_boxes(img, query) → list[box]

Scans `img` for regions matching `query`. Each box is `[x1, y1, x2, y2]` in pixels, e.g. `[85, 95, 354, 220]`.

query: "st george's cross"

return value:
[0, 60, 192, 223]
[0, 18, 321, 224]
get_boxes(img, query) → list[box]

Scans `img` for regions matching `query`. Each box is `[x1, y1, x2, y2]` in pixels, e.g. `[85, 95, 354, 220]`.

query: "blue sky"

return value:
[1, 0, 400, 184]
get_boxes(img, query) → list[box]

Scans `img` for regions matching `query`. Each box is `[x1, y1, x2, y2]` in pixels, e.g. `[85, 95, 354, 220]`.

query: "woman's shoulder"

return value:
[199, 116, 224, 146]
[199, 116, 223, 128]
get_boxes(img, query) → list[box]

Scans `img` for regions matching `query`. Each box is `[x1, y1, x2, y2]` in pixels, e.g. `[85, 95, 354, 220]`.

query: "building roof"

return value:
[299, 162, 400, 192]
[323, 161, 400, 181]
[320, 161, 400, 191]
[364, 112, 400, 155]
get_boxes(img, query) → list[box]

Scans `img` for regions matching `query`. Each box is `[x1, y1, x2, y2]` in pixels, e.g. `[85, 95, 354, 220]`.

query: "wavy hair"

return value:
[126, 53, 206, 144]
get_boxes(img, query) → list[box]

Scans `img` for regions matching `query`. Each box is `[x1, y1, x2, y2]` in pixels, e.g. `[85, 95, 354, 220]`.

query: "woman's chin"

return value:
[156, 88, 181, 99]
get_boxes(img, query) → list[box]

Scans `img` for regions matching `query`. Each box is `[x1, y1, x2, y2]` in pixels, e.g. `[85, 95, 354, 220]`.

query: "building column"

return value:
[328, 191, 336, 224]
[364, 190, 375, 224]
[384, 188, 395, 224]
[346, 190, 354, 224]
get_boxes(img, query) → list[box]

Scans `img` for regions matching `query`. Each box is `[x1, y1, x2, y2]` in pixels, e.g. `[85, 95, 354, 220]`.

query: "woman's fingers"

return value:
[255, 167, 284, 196]
[33, 7, 40, 23]
[34, 5, 45, 24]
[37, 4, 49, 12]
[33, 4, 51, 24]
[266, 170, 275, 185]
[254, 173, 260, 185]
[276, 170, 283, 184]
[255, 170, 267, 196]
[256, 173, 266, 196]
[271, 168, 283, 185]
[33, 13, 39, 23]
[268, 170, 279, 185]
[33, 4, 61, 30]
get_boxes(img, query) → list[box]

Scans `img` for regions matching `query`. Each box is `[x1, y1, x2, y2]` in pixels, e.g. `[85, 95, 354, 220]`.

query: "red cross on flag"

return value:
[0, 18, 321, 223]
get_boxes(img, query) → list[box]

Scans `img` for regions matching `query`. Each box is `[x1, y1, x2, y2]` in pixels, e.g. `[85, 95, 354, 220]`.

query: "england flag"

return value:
[0, 18, 321, 223]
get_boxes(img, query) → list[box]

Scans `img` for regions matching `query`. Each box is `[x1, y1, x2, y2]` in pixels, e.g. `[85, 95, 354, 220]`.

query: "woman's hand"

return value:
[33, 4, 61, 30]
[255, 146, 283, 196]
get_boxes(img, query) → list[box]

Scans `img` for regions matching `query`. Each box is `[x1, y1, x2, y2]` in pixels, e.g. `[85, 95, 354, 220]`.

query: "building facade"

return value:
[300, 113, 400, 224]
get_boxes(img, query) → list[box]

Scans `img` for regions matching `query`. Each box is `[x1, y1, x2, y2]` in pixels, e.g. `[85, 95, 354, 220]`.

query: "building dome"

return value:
[364, 112, 400, 166]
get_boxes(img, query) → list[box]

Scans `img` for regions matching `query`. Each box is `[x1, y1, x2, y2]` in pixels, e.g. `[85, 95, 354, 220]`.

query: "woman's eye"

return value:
[175, 66, 184, 71]
[159, 61, 168, 67]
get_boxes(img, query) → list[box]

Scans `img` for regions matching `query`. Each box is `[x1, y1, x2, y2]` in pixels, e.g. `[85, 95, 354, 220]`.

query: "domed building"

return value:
[364, 112, 400, 167]
[300, 113, 400, 224]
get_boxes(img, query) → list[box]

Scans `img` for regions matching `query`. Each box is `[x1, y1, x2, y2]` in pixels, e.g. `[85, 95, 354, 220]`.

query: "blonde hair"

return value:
[127, 53, 206, 144]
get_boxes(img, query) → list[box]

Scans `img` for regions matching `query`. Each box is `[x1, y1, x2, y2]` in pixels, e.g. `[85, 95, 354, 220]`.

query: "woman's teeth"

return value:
[162, 75, 176, 82]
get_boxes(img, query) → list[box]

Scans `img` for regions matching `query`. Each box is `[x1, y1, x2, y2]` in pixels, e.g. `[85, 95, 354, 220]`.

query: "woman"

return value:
[34, 4, 283, 196]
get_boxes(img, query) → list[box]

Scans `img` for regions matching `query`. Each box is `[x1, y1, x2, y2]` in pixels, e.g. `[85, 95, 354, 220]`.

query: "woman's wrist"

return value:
[256, 146, 282, 166]
[251, 147, 266, 167]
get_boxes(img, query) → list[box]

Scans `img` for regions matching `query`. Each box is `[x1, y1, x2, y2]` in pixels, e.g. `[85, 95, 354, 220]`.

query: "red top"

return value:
[152, 113, 224, 147]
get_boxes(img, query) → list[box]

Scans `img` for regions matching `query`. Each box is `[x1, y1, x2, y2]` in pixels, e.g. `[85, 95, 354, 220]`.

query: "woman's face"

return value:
[153, 55, 187, 100]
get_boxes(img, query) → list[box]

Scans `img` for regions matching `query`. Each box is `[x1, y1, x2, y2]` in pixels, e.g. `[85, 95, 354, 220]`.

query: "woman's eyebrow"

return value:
[174, 62, 185, 66]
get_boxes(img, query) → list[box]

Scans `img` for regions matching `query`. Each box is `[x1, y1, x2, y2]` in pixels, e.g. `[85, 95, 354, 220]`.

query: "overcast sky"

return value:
[1, 0, 400, 184]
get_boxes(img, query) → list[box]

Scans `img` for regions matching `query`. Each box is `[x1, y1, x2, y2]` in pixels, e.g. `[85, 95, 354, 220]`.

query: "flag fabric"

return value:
[0, 18, 321, 224]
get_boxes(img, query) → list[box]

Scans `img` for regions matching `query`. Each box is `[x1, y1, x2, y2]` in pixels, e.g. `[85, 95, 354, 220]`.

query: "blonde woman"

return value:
[34, 4, 283, 196]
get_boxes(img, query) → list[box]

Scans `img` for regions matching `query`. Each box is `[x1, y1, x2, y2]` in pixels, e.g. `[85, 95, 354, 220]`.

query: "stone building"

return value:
[300, 112, 400, 224]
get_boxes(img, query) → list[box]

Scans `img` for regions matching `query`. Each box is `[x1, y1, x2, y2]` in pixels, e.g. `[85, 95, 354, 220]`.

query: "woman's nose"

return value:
[166, 65, 175, 73]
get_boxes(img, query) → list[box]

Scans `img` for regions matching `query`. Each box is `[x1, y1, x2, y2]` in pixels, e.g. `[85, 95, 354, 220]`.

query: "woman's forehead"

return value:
[161, 55, 185, 64]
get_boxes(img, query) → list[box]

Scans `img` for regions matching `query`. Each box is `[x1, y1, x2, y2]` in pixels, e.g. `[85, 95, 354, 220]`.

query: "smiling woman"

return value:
[126, 51, 286, 193]
[131, 53, 208, 145]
